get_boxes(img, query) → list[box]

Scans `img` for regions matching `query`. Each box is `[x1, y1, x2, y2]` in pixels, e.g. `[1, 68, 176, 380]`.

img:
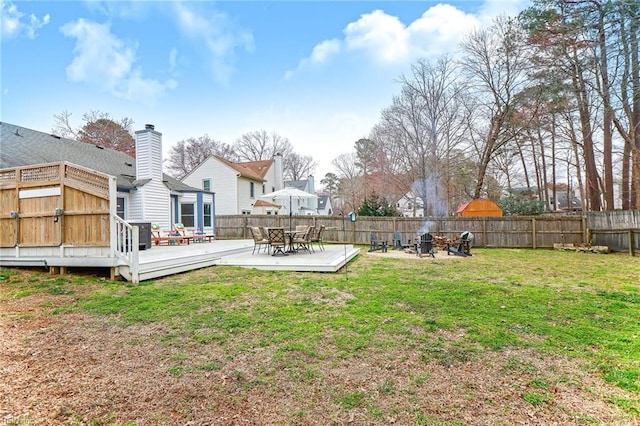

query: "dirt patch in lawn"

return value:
[1, 281, 636, 425]
[366, 248, 465, 260]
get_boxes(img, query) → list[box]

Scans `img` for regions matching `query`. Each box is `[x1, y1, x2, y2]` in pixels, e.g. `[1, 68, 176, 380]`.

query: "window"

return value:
[203, 203, 212, 227]
[116, 197, 125, 219]
[262, 184, 266, 194]
[180, 203, 195, 227]
[250, 182, 255, 198]
[241, 210, 252, 215]
[203, 179, 211, 192]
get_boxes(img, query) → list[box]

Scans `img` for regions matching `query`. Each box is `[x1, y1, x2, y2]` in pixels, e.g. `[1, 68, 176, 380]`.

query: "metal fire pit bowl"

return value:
[415, 233, 435, 258]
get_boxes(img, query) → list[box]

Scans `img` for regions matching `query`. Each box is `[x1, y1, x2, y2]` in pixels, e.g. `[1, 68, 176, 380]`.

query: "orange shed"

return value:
[456, 198, 503, 217]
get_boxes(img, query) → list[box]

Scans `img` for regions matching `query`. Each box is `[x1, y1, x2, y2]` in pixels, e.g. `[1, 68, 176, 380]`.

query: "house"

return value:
[283, 176, 318, 215]
[252, 199, 283, 215]
[0, 122, 215, 282]
[181, 154, 283, 215]
[317, 195, 333, 216]
[0, 122, 214, 234]
[396, 191, 425, 217]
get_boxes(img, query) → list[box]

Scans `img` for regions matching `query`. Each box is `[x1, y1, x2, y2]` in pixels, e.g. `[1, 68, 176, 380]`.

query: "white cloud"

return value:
[1, 0, 50, 40]
[173, 2, 254, 85]
[310, 39, 342, 64]
[285, 0, 530, 78]
[284, 38, 340, 80]
[60, 19, 176, 103]
[343, 9, 410, 63]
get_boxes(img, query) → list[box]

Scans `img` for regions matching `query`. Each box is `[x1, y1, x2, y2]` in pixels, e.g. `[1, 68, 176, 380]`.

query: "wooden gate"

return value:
[0, 162, 111, 248]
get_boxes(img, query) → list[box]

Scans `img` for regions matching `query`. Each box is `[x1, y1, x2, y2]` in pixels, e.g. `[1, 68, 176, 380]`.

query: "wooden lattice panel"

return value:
[65, 164, 109, 194]
[20, 165, 60, 182]
[0, 169, 16, 182]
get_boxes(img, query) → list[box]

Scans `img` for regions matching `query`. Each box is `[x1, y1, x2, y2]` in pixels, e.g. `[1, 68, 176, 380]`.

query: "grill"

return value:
[415, 233, 435, 258]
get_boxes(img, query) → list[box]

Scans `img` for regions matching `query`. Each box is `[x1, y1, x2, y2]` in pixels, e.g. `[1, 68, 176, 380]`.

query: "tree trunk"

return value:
[596, 4, 615, 210]
[571, 46, 602, 211]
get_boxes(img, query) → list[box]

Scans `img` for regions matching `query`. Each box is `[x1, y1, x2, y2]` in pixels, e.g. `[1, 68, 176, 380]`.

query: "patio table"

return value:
[284, 230, 302, 253]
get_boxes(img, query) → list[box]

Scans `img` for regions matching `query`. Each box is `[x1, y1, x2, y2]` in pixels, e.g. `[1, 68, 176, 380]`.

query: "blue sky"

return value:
[1, 0, 530, 181]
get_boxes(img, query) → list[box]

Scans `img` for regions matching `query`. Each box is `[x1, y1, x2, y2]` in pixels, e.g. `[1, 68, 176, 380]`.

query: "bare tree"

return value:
[460, 16, 533, 200]
[284, 152, 317, 181]
[51, 110, 78, 139]
[332, 152, 363, 212]
[374, 55, 467, 216]
[166, 135, 237, 179]
[233, 130, 293, 162]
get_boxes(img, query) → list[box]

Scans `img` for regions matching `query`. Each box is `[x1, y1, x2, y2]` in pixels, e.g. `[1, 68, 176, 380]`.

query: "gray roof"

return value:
[318, 195, 328, 210]
[284, 180, 307, 191]
[0, 122, 203, 193]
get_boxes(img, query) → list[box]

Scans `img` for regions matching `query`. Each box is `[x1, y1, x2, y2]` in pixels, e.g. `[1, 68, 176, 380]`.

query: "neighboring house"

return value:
[396, 191, 425, 218]
[317, 195, 333, 216]
[181, 154, 283, 215]
[0, 122, 215, 234]
[284, 175, 318, 215]
[511, 185, 582, 212]
[252, 199, 283, 215]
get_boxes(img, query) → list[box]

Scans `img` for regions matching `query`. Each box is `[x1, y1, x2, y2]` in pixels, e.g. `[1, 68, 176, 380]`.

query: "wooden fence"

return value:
[215, 214, 588, 249]
[588, 211, 640, 255]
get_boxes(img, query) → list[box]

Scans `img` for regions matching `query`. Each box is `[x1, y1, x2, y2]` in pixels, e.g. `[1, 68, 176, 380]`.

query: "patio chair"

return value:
[369, 232, 387, 252]
[446, 231, 474, 257]
[268, 227, 288, 256]
[393, 231, 412, 250]
[173, 223, 194, 243]
[293, 225, 314, 253]
[151, 223, 186, 245]
[250, 226, 270, 254]
[310, 224, 325, 251]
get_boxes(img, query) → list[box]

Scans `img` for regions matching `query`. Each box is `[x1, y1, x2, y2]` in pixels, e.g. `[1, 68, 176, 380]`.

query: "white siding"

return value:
[237, 178, 262, 213]
[135, 129, 163, 182]
[262, 163, 277, 194]
[182, 157, 239, 214]
[132, 127, 171, 227]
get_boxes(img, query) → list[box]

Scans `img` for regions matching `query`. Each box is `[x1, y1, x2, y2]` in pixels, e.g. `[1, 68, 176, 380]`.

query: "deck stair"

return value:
[118, 240, 254, 282]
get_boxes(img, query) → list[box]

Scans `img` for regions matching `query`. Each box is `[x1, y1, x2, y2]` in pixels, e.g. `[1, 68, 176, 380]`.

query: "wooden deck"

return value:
[105, 240, 360, 281]
[1, 240, 360, 282]
[215, 242, 360, 272]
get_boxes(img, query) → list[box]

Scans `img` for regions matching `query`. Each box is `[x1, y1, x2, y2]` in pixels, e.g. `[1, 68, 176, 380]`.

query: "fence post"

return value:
[629, 229, 635, 256]
[582, 215, 588, 244]
[532, 218, 536, 249]
[482, 219, 487, 248]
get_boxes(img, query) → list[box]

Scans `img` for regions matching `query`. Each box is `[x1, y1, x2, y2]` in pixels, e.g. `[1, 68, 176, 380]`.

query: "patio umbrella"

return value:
[259, 187, 317, 231]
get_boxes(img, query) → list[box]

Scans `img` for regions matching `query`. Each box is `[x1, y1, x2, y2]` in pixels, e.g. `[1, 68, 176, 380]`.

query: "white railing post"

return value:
[131, 226, 140, 283]
[112, 215, 139, 282]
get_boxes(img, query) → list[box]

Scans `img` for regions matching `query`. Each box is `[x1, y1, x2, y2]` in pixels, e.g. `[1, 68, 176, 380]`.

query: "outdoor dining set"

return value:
[250, 225, 325, 256]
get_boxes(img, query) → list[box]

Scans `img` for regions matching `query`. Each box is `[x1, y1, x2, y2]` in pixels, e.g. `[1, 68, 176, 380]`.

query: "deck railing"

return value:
[113, 215, 139, 283]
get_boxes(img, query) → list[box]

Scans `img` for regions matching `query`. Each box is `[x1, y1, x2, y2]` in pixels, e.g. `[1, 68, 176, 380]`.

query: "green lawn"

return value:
[1, 248, 639, 424]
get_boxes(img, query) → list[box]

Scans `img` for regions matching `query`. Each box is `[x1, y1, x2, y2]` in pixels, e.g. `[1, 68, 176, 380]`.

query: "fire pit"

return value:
[415, 233, 435, 258]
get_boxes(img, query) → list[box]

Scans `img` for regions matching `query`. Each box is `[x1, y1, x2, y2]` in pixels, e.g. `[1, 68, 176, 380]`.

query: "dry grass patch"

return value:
[2, 250, 639, 425]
